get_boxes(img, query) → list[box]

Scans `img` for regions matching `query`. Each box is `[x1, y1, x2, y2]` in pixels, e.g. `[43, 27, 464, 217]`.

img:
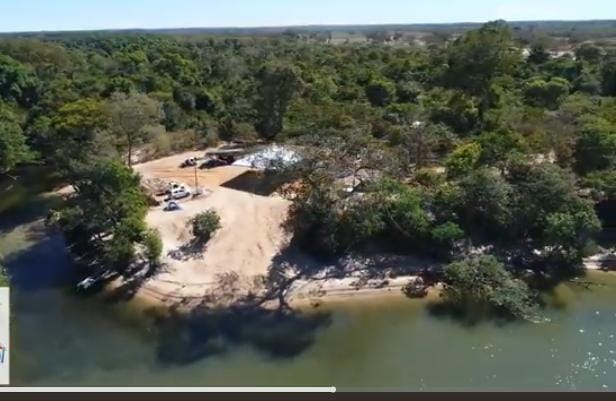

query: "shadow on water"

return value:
[3, 227, 77, 291]
[154, 305, 331, 366]
[425, 300, 518, 328]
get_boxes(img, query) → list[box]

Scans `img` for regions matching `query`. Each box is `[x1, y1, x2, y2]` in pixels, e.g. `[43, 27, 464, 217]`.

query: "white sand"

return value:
[125, 150, 293, 306]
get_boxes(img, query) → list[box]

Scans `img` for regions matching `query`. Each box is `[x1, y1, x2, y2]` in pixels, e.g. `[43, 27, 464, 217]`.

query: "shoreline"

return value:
[110, 256, 616, 316]
[104, 272, 428, 315]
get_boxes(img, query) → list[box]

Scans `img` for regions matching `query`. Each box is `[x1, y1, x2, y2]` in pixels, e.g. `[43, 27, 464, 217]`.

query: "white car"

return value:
[169, 186, 191, 199]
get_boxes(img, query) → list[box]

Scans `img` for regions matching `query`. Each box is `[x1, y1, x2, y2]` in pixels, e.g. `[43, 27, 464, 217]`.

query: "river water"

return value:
[2, 179, 616, 390]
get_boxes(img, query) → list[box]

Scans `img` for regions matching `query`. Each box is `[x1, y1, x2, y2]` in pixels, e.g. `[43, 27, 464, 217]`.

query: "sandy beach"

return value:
[94, 150, 616, 312]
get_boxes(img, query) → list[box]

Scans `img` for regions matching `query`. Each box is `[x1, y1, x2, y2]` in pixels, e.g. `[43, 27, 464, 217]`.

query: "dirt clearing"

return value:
[125, 150, 292, 305]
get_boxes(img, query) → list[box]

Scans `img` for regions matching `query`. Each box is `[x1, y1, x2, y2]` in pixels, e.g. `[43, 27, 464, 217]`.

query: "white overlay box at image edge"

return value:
[0, 288, 8, 385]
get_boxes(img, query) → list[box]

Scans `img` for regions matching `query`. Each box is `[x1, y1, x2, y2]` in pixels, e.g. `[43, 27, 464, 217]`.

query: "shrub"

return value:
[143, 228, 163, 266]
[191, 210, 221, 243]
[523, 77, 570, 110]
[431, 222, 464, 253]
[365, 78, 396, 107]
[445, 142, 482, 178]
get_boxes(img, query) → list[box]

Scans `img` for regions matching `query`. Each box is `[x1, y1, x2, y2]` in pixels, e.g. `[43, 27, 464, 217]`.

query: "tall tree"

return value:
[107, 92, 163, 167]
[50, 98, 110, 172]
[255, 63, 303, 140]
[443, 21, 521, 121]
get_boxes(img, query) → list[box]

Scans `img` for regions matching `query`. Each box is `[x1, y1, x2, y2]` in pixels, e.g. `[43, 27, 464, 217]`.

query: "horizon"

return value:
[1, 0, 615, 33]
[2, 19, 616, 35]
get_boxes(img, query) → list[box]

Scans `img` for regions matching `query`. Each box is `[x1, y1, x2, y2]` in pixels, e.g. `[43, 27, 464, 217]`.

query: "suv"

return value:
[168, 185, 191, 200]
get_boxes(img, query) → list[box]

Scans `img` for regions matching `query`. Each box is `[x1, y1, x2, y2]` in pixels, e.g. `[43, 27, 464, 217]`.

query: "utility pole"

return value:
[194, 163, 199, 188]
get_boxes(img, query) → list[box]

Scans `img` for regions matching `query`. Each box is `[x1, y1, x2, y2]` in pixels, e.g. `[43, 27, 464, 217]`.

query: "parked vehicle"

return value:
[164, 182, 181, 195]
[164, 201, 181, 211]
[199, 155, 235, 169]
[167, 186, 191, 200]
[180, 157, 198, 168]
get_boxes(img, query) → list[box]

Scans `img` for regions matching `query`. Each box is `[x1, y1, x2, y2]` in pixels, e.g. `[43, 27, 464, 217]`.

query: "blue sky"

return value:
[0, 0, 614, 32]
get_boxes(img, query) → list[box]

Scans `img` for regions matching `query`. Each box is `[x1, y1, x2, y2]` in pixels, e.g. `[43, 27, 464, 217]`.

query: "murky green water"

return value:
[2, 177, 616, 390]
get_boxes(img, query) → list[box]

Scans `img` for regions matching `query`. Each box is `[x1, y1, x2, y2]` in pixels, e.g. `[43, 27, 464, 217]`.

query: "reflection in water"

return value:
[156, 307, 331, 365]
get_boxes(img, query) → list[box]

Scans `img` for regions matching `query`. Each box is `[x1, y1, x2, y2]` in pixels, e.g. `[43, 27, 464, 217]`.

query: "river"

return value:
[2, 177, 616, 390]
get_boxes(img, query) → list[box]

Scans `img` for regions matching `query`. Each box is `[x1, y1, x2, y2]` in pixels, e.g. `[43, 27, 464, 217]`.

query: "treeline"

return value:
[4, 19, 616, 42]
[1, 21, 615, 316]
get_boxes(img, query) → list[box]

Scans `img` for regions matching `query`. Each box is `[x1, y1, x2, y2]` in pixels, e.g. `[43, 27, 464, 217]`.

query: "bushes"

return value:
[376, 179, 431, 243]
[523, 77, 570, 110]
[445, 142, 482, 178]
[191, 210, 221, 243]
[290, 176, 462, 256]
[366, 78, 396, 107]
[143, 228, 163, 266]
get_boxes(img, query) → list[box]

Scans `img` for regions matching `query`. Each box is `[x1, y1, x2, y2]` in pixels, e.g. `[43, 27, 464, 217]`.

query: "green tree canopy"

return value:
[0, 101, 32, 173]
[443, 255, 536, 319]
[106, 92, 163, 167]
[523, 77, 570, 110]
[574, 118, 616, 174]
[57, 160, 149, 270]
[255, 63, 303, 140]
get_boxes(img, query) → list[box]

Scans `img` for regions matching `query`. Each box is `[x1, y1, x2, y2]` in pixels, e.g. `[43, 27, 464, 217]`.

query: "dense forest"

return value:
[1, 20, 615, 317]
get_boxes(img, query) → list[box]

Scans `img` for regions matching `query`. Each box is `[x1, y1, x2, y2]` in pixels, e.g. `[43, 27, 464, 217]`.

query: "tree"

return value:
[0, 102, 32, 174]
[107, 92, 163, 168]
[57, 160, 149, 270]
[601, 60, 616, 96]
[375, 179, 431, 244]
[50, 98, 110, 172]
[445, 142, 482, 178]
[507, 160, 600, 265]
[431, 221, 464, 255]
[527, 42, 550, 65]
[365, 78, 396, 107]
[543, 208, 601, 264]
[575, 43, 603, 64]
[476, 129, 526, 165]
[143, 228, 163, 267]
[574, 118, 616, 174]
[442, 255, 535, 319]
[523, 77, 570, 110]
[443, 21, 521, 117]
[0, 54, 39, 107]
[573, 71, 602, 95]
[583, 169, 616, 201]
[255, 63, 303, 140]
[191, 210, 221, 244]
[427, 90, 481, 134]
[456, 168, 513, 239]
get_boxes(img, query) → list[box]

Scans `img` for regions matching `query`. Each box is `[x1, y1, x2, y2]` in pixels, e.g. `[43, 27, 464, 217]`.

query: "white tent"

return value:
[232, 145, 300, 170]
